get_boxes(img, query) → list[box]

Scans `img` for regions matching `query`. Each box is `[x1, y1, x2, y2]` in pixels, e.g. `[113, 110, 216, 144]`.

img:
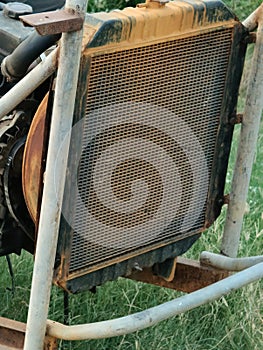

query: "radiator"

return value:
[54, 0, 247, 293]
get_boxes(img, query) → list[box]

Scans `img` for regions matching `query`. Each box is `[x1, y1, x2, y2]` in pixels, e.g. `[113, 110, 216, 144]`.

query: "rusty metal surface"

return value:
[0, 317, 58, 349]
[22, 94, 48, 223]
[0, 317, 25, 349]
[20, 9, 84, 35]
[43, 336, 58, 350]
[229, 113, 243, 125]
[127, 257, 230, 293]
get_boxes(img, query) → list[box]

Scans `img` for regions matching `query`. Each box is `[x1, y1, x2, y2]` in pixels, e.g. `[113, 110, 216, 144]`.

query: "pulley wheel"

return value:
[22, 94, 48, 223]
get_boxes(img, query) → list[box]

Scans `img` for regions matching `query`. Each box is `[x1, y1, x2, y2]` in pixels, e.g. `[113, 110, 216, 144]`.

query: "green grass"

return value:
[0, 1, 262, 349]
[87, 0, 263, 18]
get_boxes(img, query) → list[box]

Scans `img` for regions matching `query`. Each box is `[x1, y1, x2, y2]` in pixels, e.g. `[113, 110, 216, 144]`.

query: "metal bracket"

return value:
[0, 317, 58, 349]
[127, 257, 230, 293]
[230, 113, 243, 125]
[20, 9, 84, 35]
[245, 32, 257, 44]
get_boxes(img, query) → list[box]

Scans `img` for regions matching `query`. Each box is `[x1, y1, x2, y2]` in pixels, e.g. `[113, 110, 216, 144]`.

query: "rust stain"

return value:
[223, 194, 230, 205]
[0, 317, 58, 349]
[128, 257, 230, 293]
[0, 317, 25, 349]
[23, 94, 48, 223]
[20, 9, 84, 35]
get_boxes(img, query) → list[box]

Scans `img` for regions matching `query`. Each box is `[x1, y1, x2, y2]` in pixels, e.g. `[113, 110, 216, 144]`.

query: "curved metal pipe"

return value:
[46, 262, 263, 340]
[243, 2, 263, 31]
[0, 48, 58, 119]
[200, 251, 263, 271]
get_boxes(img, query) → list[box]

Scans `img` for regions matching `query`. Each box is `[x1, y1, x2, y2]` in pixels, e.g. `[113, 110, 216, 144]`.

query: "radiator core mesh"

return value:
[68, 28, 232, 272]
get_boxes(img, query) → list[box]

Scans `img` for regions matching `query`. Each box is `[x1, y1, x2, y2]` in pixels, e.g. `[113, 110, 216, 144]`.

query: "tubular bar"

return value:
[0, 48, 58, 119]
[200, 251, 263, 271]
[243, 2, 263, 31]
[23, 1, 88, 349]
[45, 262, 263, 340]
[221, 4, 263, 257]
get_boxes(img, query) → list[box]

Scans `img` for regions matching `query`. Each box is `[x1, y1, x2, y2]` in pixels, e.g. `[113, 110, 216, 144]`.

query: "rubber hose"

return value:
[1, 30, 60, 81]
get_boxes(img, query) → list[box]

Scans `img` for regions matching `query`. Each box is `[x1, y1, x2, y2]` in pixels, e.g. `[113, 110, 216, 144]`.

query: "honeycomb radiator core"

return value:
[54, 1, 247, 292]
[71, 30, 230, 270]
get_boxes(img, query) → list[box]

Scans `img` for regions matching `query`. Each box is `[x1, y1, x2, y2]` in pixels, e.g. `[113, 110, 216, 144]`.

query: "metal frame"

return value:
[221, 3, 263, 257]
[0, 1, 262, 349]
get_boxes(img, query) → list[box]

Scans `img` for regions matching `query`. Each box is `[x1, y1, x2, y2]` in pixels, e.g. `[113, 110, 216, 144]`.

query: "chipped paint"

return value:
[82, 0, 237, 50]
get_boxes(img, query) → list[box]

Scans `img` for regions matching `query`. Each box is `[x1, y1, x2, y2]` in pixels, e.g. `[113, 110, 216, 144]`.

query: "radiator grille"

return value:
[68, 28, 232, 272]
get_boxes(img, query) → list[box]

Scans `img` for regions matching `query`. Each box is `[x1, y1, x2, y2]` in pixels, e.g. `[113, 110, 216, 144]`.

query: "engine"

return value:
[0, 2, 64, 256]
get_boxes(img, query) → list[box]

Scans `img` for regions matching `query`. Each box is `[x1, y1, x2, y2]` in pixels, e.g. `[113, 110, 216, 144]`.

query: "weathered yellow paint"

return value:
[82, 0, 237, 53]
[83, 25, 235, 60]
